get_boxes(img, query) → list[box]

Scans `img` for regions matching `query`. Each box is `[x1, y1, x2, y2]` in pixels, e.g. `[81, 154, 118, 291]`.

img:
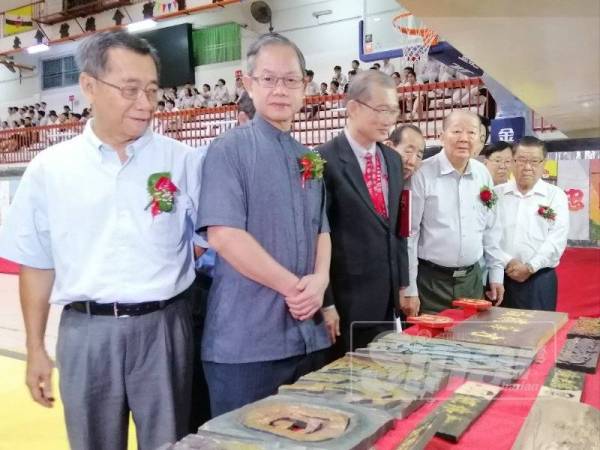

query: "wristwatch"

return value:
[525, 263, 536, 274]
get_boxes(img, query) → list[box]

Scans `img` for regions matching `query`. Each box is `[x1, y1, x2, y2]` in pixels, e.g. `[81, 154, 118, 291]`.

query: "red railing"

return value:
[0, 77, 551, 165]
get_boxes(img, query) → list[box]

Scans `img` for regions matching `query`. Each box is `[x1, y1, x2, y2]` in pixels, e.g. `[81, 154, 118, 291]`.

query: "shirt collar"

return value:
[505, 178, 548, 197]
[344, 128, 377, 158]
[83, 119, 154, 162]
[253, 114, 291, 139]
[439, 148, 473, 176]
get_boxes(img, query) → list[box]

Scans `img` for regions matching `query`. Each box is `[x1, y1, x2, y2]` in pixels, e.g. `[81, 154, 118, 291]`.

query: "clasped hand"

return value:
[285, 273, 329, 321]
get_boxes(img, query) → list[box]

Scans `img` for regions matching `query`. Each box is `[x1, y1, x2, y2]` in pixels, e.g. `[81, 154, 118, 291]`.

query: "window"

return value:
[192, 23, 241, 66]
[42, 55, 79, 90]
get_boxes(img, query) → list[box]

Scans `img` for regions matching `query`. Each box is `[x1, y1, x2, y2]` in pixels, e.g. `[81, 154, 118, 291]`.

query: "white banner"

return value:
[557, 160, 590, 241]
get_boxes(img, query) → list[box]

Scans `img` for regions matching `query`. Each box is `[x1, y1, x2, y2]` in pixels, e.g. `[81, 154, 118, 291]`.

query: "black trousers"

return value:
[189, 272, 213, 432]
[503, 268, 558, 311]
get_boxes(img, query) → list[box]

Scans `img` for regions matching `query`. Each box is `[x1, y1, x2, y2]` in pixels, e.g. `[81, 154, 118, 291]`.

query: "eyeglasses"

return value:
[488, 158, 513, 166]
[94, 77, 159, 102]
[514, 158, 544, 167]
[354, 99, 400, 119]
[251, 74, 304, 89]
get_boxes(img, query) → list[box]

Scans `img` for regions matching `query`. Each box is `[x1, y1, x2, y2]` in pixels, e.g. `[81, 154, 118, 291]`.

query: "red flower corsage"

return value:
[298, 151, 325, 188]
[146, 172, 177, 217]
[479, 185, 497, 209]
[538, 205, 556, 221]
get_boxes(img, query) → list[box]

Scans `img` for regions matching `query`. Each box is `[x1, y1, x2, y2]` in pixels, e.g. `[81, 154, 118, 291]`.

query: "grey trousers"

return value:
[417, 262, 484, 314]
[56, 298, 193, 450]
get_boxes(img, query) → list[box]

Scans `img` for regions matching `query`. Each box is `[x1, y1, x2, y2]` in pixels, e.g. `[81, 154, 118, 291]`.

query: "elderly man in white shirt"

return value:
[405, 110, 505, 314]
[0, 31, 203, 450]
[495, 136, 569, 311]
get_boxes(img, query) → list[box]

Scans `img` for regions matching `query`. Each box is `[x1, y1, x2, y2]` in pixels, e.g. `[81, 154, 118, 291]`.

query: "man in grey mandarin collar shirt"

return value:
[405, 111, 505, 313]
[198, 33, 331, 417]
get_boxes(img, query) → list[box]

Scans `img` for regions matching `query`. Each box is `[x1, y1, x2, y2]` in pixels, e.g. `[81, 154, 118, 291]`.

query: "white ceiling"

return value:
[401, 0, 600, 135]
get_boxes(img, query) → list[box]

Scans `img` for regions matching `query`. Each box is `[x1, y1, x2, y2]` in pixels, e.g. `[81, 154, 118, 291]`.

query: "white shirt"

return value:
[305, 81, 319, 96]
[213, 85, 230, 105]
[382, 61, 396, 76]
[495, 179, 569, 272]
[406, 149, 504, 296]
[332, 73, 348, 87]
[0, 120, 203, 305]
[344, 128, 389, 209]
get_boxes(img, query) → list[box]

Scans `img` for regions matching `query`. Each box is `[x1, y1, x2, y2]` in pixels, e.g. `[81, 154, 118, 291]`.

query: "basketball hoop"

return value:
[392, 12, 438, 64]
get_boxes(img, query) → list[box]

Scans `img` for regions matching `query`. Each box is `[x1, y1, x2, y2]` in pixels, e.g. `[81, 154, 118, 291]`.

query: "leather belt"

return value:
[418, 258, 476, 278]
[66, 297, 180, 318]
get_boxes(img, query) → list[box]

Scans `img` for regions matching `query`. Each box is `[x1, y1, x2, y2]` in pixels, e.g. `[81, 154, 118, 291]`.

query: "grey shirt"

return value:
[199, 114, 331, 363]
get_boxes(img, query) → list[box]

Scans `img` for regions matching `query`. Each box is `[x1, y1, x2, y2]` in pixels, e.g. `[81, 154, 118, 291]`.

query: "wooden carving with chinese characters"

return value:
[567, 317, 600, 340]
[394, 414, 446, 450]
[512, 397, 600, 450]
[425, 381, 502, 442]
[364, 333, 534, 384]
[200, 394, 394, 450]
[538, 367, 585, 402]
[440, 307, 568, 351]
[556, 337, 600, 374]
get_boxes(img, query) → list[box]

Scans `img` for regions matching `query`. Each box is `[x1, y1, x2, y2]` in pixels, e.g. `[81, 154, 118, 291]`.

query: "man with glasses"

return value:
[198, 33, 331, 416]
[406, 110, 506, 314]
[482, 141, 514, 185]
[0, 31, 203, 449]
[495, 136, 569, 310]
[317, 70, 412, 355]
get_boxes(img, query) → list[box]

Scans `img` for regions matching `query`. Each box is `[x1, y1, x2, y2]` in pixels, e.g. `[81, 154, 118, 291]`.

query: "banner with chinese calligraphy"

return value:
[590, 160, 600, 241]
[557, 160, 590, 241]
[3, 5, 33, 36]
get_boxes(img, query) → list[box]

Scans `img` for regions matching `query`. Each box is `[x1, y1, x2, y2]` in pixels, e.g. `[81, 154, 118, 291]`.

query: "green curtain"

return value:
[192, 22, 241, 66]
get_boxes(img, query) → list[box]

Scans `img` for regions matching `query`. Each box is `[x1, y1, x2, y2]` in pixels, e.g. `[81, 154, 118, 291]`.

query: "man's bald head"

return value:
[442, 110, 482, 131]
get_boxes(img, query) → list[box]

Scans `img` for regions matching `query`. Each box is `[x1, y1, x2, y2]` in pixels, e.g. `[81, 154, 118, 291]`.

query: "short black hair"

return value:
[158, 100, 165, 107]
[203, 83, 210, 90]
[373, 63, 381, 68]
[481, 141, 513, 158]
[515, 135, 548, 157]
[334, 65, 342, 71]
[352, 59, 359, 65]
[330, 80, 340, 88]
[166, 99, 175, 106]
[218, 78, 226, 85]
[306, 69, 314, 77]
[49, 110, 57, 117]
[38, 110, 45, 117]
[388, 124, 423, 146]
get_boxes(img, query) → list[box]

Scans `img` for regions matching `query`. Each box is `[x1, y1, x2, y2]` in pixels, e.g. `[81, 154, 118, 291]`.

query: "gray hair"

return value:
[442, 110, 482, 130]
[246, 33, 306, 76]
[76, 30, 160, 78]
[345, 70, 397, 104]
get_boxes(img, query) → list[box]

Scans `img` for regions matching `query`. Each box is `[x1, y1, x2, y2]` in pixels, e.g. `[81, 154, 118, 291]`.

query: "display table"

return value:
[375, 309, 600, 449]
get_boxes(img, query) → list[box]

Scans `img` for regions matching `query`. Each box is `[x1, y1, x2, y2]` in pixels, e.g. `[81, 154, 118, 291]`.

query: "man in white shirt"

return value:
[0, 31, 202, 449]
[304, 69, 319, 96]
[332, 65, 348, 88]
[382, 58, 396, 76]
[495, 136, 569, 311]
[405, 110, 505, 313]
[213, 78, 230, 105]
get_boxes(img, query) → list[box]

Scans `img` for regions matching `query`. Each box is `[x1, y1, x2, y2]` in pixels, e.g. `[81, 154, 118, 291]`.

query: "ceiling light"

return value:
[127, 19, 157, 33]
[582, 101, 591, 108]
[27, 43, 50, 54]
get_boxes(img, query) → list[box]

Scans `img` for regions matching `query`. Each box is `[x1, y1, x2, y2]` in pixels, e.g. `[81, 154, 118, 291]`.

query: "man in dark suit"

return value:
[317, 70, 417, 355]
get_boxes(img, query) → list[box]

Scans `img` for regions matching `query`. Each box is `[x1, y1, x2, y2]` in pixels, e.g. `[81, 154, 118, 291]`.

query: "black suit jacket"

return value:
[318, 133, 409, 325]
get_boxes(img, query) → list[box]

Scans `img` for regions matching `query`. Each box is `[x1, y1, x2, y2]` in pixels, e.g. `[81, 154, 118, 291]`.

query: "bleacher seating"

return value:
[0, 77, 555, 165]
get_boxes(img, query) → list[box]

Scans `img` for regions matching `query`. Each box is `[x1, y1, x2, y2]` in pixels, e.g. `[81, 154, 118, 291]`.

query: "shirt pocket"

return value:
[527, 212, 551, 245]
[144, 193, 191, 250]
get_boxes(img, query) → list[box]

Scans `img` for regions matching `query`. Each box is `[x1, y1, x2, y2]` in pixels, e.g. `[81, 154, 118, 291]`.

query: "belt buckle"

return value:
[452, 269, 467, 278]
[113, 303, 130, 319]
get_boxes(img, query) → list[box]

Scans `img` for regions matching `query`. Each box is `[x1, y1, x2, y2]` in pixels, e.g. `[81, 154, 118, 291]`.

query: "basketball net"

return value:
[392, 12, 439, 65]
